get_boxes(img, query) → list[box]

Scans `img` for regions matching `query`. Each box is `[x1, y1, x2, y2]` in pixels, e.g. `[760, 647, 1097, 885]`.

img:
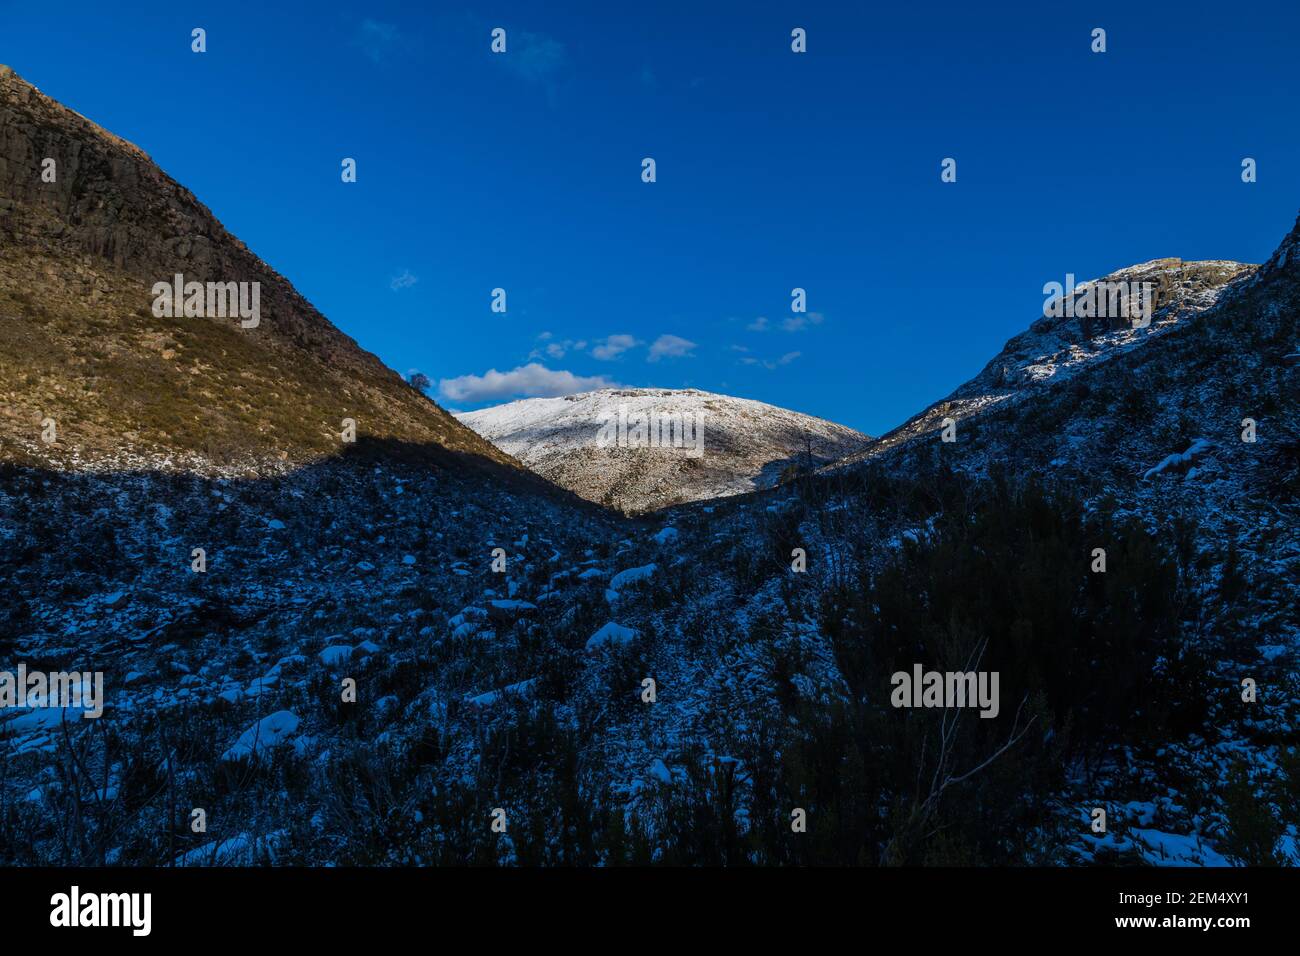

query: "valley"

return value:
[1, 61, 1297, 869]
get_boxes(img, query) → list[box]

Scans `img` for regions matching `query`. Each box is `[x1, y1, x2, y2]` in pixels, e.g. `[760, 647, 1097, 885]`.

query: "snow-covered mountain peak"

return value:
[456, 387, 871, 512]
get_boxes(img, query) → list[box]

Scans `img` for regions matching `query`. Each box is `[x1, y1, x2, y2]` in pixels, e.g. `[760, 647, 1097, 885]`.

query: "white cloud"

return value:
[439, 363, 615, 403]
[390, 270, 419, 291]
[782, 311, 825, 332]
[591, 333, 642, 361]
[740, 350, 801, 371]
[746, 316, 769, 332]
[528, 336, 588, 361]
[356, 19, 402, 63]
[530, 332, 557, 360]
[498, 30, 569, 105]
[647, 334, 697, 362]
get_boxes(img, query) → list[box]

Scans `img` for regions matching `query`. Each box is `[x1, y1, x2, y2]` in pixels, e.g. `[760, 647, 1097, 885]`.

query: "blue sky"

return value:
[4, 0, 1298, 435]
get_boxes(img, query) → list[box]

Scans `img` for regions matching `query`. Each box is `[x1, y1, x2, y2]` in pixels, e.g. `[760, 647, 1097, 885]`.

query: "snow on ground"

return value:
[222, 711, 301, 762]
[1143, 438, 1213, 480]
[586, 622, 638, 652]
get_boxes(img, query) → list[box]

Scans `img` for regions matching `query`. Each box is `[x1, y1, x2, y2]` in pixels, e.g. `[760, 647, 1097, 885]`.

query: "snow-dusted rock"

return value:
[585, 622, 638, 652]
[652, 526, 679, 545]
[318, 645, 353, 666]
[610, 563, 656, 590]
[1143, 438, 1213, 480]
[102, 590, 129, 610]
[466, 678, 537, 708]
[222, 711, 300, 762]
[487, 599, 537, 621]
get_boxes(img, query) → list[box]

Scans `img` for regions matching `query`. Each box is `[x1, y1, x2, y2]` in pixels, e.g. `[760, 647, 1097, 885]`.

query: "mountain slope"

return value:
[3, 62, 1296, 869]
[3, 207, 1295, 868]
[456, 387, 872, 512]
[651, 213, 1298, 865]
[0, 64, 515, 476]
[833, 257, 1257, 465]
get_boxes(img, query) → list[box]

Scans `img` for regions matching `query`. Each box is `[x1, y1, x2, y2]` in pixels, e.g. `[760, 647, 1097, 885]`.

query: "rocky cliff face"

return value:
[959, 258, 1254, 395]
[457, 387, 872, 513]
[0, 64, 517, 475]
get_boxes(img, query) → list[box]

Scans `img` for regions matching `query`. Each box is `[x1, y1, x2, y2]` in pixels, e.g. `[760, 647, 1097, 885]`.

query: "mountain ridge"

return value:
[0, 64, 520, 478]
[815, 254, 1263, 476]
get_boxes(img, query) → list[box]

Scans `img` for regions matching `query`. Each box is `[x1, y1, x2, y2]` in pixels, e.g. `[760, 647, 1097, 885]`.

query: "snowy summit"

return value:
[456, 387, 872, 513]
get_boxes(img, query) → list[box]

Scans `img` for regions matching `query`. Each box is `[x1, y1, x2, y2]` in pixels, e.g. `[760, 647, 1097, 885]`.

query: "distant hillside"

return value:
[457, 387, 872, 512]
